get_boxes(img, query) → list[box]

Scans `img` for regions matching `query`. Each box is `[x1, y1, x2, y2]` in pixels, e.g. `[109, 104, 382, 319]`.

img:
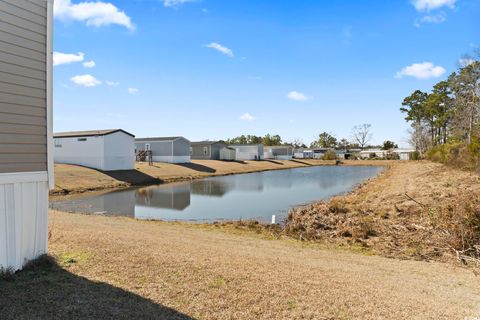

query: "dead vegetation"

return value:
[284, 161, 480, 269]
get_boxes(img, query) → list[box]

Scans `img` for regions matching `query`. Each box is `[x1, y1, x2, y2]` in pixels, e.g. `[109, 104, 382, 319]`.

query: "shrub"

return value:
[323, 150, 337, 160]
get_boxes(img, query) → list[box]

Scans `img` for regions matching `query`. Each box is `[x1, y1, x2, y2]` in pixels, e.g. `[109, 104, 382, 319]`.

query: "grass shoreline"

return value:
[51, 159, 391, 198]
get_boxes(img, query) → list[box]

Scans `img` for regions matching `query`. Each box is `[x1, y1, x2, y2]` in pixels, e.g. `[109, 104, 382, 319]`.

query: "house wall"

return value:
[136, 139, 190, 163]
[103, 132, 135, 170]
[220, 148, 236, 161]
[230, 145, 264, 160]
[191, 144, 212, 160]
[0, 0, 48, 174]
[0, 0, 53, 271]
[54, 135, 106, 170]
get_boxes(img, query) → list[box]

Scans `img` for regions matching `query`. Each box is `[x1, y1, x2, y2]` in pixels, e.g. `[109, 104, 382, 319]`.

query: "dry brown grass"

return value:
[52, 159, 387, 196]
[285, 161, 480, 264]
[2, 210, 477, 319]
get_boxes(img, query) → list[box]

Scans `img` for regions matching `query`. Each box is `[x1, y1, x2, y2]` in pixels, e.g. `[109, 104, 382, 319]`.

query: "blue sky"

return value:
[53, 0, 479, 146]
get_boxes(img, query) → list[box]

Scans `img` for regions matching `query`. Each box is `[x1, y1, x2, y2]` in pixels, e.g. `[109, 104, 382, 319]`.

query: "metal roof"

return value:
[135, 136, 189, 142]
[191, 140, 226, 145]
[54, 129, 135, 138]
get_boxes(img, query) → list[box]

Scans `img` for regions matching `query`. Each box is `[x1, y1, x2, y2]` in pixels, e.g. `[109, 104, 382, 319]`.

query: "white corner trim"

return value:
[0, 172, 48, 185]
[46, 0, 54, 189]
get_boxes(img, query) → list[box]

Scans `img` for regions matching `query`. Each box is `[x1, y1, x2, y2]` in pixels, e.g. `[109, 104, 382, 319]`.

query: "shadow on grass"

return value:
[97, 169, 162, 185]
[263, 160, 284, 165]
[174, 163, 217, 173]
[0, 256, 195, 320]
[290, 159, 315, 166]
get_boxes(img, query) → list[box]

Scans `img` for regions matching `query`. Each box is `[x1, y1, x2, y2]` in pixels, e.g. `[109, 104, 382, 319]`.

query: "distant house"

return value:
[135, 137, 191, 163]
[220, 147, 237, 161]
[229, 144, 264, 160]
[358, 149, 387, 159]
[0, 0, 54, 271]
[264, 145, 294, 160]
[54, 129, 136, 171]
[191, 141, 227, 160]
[294, 149, 314, 159]
[392, 148, 416, 160]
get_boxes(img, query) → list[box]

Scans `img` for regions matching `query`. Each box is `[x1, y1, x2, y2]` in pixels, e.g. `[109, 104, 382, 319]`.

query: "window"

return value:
[78, 138, 87, 142]
[145, 143, 151, 151]
[54, 139, 62, 148]
[190, 147, 193, 155]
[203, 146, 208, 155]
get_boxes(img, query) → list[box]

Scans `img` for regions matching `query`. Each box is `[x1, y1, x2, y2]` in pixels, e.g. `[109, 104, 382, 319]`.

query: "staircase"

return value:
[136, 150, 153, 165]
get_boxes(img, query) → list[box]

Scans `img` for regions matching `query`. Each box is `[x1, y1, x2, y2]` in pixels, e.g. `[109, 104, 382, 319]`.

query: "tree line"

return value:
[401, 55, 479, 156]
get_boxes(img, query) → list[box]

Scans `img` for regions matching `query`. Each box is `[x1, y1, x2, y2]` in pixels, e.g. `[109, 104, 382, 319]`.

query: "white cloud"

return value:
[287, 91, 310, 102]
[205, 42, 234, 57]
[106, 80, 120, 87]
[239, 113, 256, 121]
[70, 74, 101, 87]
[396, 62, 446, 79]
[412, 0, 456, 11]
[54, 0, 135, 30]
[163, 0, 197, 7]
[128, 87, 139, 94]
[83, 60, 96, 68]
[459, 58, 475, 67]
[419, 13, 446, 25]
[53, 51, 84, 66]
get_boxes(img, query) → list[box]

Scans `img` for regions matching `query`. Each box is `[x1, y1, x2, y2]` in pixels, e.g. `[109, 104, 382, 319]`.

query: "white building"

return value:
[0, 0, 54, 271]
[264, 146, 294, 160]
[54, 129, 136, 171]
[229, 144, 264, 160]
[393, 148, 416, 160]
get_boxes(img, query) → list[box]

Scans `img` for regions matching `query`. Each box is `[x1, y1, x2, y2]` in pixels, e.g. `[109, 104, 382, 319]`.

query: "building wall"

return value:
[136, 139, 191, 163]
[0, 0, 53, 271]
[104, 132, 135, 170]
[230, 145, 264, 160]
[0, 0, 49, 174]
[220, 148, 236, 161]
[191, 144, 212, 159]
[172, 138, 191, 157]
[54, 135, 106, 170]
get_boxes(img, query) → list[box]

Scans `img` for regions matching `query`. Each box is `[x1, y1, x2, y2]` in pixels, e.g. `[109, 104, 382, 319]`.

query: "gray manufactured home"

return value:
[136, 136, 191, 163]
[264, 145, 294, 160]
[191, 141, 228, 160]
[0, 0, 54, 271]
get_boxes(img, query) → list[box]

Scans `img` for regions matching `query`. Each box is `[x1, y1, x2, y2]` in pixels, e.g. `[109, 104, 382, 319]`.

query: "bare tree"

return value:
[408, 123, 430, 154]
[352, 124, 372, 150]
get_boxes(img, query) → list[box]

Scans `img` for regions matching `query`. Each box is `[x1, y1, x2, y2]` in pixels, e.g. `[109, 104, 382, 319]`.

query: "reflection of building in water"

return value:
[136, 184, 191, 210]
[52, 189, 136, 217]
[190, 179, 233, 197]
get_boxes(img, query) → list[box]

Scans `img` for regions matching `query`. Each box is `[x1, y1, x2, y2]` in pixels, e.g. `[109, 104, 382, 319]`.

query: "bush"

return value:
[427, 140, 480, 171]
[323, 150, 337, 160]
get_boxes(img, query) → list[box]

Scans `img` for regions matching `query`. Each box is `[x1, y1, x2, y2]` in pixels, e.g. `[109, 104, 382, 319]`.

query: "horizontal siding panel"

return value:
[0, 143, 46, 153]
[0, 133, 46, 144]
[0, 2, 46, 26]
[0, 11, 45, 36]
[0, 40, 45, 63]
[0, 103, 46, 117]
[3, 0, 47, 16]
[0, 20, 45, 44]
[0, 29, 45, 53]
[0, 51, 46, 73]
[0, 153, 46, 163]
[0, 162, 46, 173]
[0, 60, 45, 81]
[0, 91, 45, 108]
[0, 123, 46, 135]
[0, 69, 45, 90]
[0, 81, 46, 99]
[0, 112, 46, 126]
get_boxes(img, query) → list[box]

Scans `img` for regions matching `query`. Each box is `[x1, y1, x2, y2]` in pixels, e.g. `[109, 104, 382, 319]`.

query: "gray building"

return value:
[264, 145, 294, 160]
[0, 0, 54, 271]
[191, 141, 228, 160]
[135, 136, 191, 163]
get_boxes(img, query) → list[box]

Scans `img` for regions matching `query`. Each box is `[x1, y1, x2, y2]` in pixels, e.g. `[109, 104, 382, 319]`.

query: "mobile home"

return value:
[135, 136, 191, 163]
[0, 0, 54, 270]
[54, 129, 135, 171]
[191, 141, 227, 160]
[219, 147, 237, 161]
[229, 144, 264, 160]
[264, 145, 294, 160]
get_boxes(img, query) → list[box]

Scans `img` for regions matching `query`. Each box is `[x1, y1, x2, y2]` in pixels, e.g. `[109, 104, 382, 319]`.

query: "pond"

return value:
[50, 165, 383, 223]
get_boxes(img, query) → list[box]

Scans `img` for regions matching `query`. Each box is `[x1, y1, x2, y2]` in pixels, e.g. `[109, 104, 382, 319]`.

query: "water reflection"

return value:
[51, 166, 383, 222]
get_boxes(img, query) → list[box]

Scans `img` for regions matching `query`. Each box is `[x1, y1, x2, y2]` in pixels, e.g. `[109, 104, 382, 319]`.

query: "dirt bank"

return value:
[1, 210, 478, 319]
[51, 159, 388, 196]
[285, 160, 480, 263]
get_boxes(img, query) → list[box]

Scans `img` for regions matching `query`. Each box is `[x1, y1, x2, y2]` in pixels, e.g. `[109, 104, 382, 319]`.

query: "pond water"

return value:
[50, 165, 383, 223]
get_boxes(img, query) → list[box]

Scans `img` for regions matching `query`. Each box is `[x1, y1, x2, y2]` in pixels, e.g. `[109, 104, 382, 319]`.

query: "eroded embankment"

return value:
[283, 161, 480, 265]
